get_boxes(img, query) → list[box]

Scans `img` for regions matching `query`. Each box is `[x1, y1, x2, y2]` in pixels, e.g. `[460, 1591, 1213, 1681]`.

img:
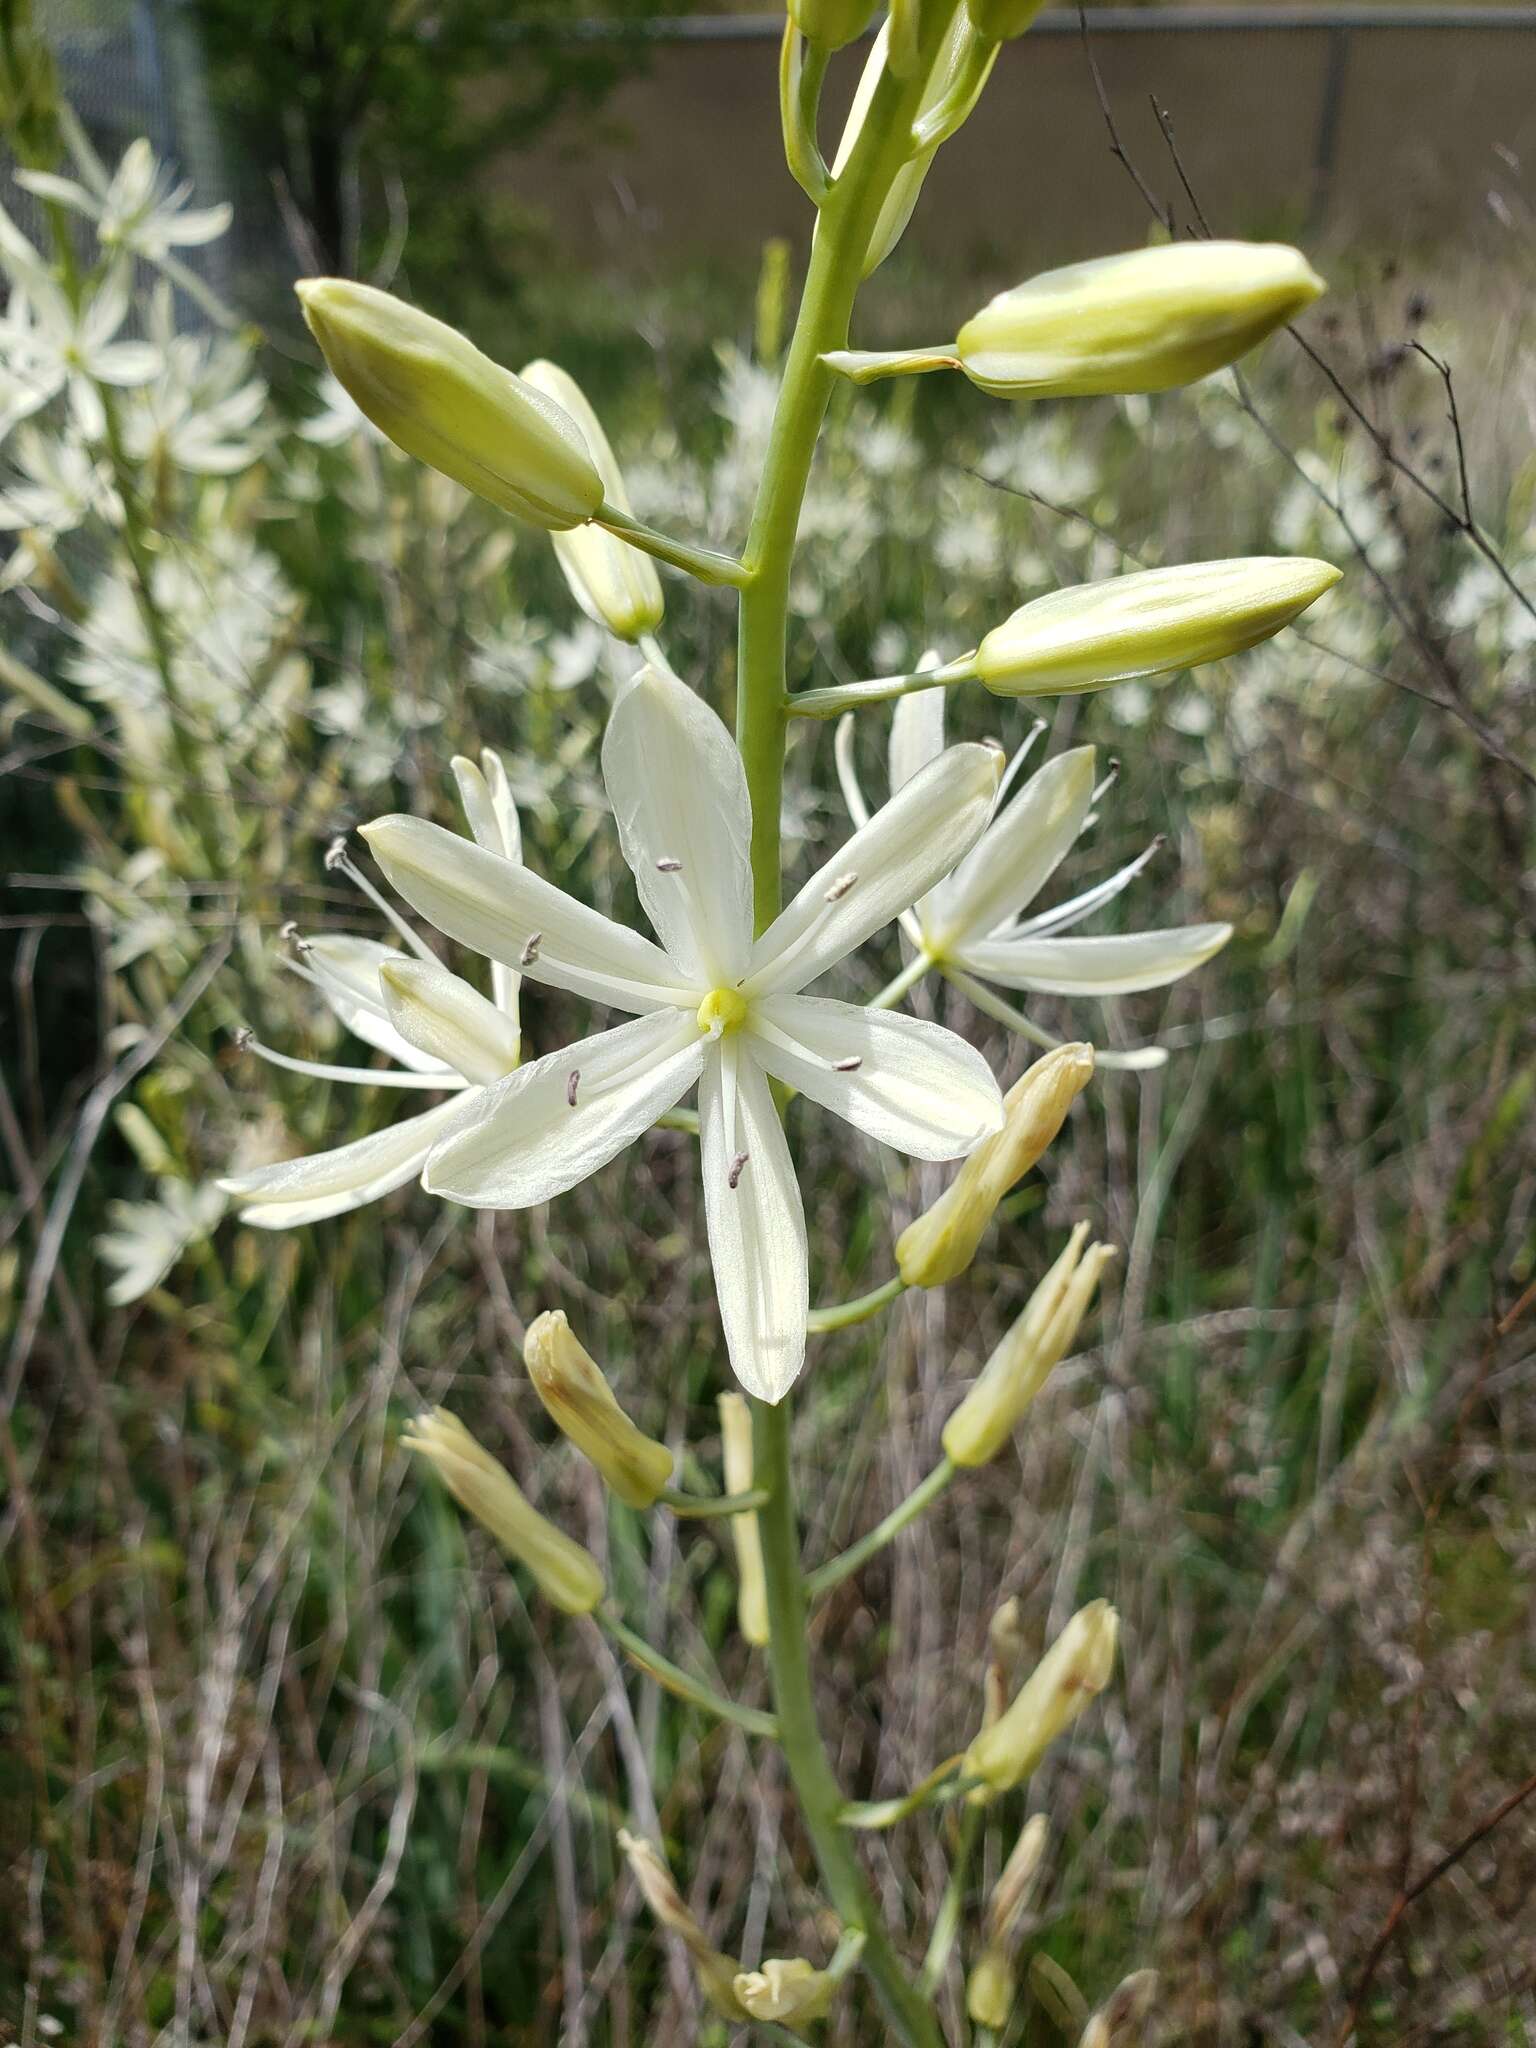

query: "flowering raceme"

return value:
[361, 663, 1007, 1400]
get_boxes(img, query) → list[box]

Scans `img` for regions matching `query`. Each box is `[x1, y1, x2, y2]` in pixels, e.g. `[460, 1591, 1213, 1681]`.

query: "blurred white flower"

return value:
[0, 426, 112, 586]
[96, 1178, 226, 1305]
[17, 131, 231, 268]
[361, 666, 1004, 1400]
[0, 262, 162, 437]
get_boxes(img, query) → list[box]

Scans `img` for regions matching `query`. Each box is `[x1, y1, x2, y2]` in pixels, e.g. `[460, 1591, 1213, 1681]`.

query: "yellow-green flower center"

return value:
[696, 987, 749, 1038]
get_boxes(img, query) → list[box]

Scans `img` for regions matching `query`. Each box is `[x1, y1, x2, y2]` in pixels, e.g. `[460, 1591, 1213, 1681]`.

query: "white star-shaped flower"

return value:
[362, 667, 1006, 1401]
[837, 691, 1230, 1029]
[220, 753, 523, 1226]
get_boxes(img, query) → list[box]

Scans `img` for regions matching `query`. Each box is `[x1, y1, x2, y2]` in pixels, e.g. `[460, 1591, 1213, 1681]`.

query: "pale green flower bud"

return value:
[790, 0, 878, 50]
[973, 557, 1341, 698]
[619, 1829, 747, 2020]
[525, 1308, 673, 1509]
[896, 1044, 1094, 1288]
[963, 1600, 1119, 1794]
[957, 241, 1325, 396]
[519, 359, 664, 639]
[401, 1407, 603, 1615]
[943, 1227, 1115, 1468]
[295, 279, 603, 529]
[719, 1392, 770, 1646]
[734, 1957, 838, 2028]
[965, 0, 1046, 43]
[967, 1946, 1017, 2030]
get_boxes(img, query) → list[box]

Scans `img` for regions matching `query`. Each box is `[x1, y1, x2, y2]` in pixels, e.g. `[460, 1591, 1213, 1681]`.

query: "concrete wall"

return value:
[494, 19, 1536, 283]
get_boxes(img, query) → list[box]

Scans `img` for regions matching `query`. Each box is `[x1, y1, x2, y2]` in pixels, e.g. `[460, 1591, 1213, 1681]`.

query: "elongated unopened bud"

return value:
[1078, 1969, 1159, 2047]
[719, 1393, 769, 1646]
[733, 1956, 838, 2027]
[897, 1044, 1094, 1288]
[957, 242, 1325, 396]
[943, 1226, 1116, 1467]
[401, 1407, 603, 1614]
[973, 557, 1341, 698]
[790, 0, 878, 50]
[983, 1595, 1025, 1729]
[618, 1830, 746, 2020]
[826, 240, 1324, 393]
[295, 279, 603, 529]
[963, 1600, 1119, 1794]
[525, 1309, 673, 1509]
[520, 359, 664, 639]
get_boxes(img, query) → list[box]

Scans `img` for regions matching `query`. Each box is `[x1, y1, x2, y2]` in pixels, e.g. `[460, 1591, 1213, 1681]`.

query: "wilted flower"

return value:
[402, 1406, 604, 1614]
[525, 1309, 674, 1508]
[966, 1812, 1050, 2028]
[1078, 1969, 1159, 2047]
[361, 665, 1005, 1400]
[733, 1956, 838, 2027]
[619, 1830, 746, 2019]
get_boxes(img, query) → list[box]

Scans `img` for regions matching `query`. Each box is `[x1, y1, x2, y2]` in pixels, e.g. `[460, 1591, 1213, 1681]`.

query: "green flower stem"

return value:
[840, 1753, 967, 1830]
[806, 1458, 956, 1600]
[919, 1803, 982, 1992]
[658, 1484, 771, 1519]
[942, 964, 1171, 1073]
[787, 654, 977, 721]
[600, 1612, 779, 1739]
[735, 16, 966, 2043]
[868, 951, 934, 1012]
[594, 503, 751, 588]
[807, 1274, 906, 1335]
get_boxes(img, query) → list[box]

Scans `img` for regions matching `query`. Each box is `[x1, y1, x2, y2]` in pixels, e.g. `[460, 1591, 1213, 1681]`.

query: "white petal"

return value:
[220, 1095, 471, 1224]
[751, 995, 1003, 1160]
[299, 934, 451, 1073]
[452, 748, 523, 1022]
[379, 957, 520, 1085]
[162, 201, 233, 247]
[928, 746, 1096, 948]
[89, 341, 162, 386]
[746, 743, 1000, 998]
[601, 666, 754, 985]
[423, 1009, 704, 1208]
[961, 922, 1232, 995]
[889, 686, 946, 792]
[700, 1042, 807, 1403]
[834, 713, 872, 831]
[361, 815, 694, 1013]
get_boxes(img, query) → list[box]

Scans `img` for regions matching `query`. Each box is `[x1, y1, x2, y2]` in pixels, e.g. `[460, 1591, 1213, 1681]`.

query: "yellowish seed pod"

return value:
[966, 1944, 1017, 2030]
[896, 1044, 1094, 1289]
[956, 241, 1326, 397]
[519, 359, 664, 640]
[524, 1310, 674, 1509]
[973, 557, 1341, 698]
[295, 278, 603, 529]
[963, 1601, 1119, 1795]
[719, 1393, 770, 1645]
[942, 1228, 1116, 1468]
[401, 1407, 604, 1615]
[733, 1956, 839, 2027]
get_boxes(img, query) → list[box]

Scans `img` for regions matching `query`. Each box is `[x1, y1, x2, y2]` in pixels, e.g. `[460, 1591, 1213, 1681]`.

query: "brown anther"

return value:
[655, 857, 683, 873]
[727, 1151, 749, 1189]
[520, 932, 542, 966]
[823, 871, 858, 903]
[566, 1069, 581, 1108]
[832, 1055, 863, 1073]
